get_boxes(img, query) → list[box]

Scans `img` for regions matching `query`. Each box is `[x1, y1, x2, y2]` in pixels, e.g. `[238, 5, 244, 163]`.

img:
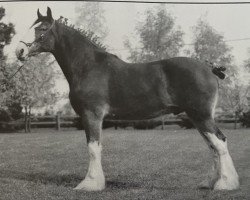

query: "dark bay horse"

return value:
[15, 7, 239, 191]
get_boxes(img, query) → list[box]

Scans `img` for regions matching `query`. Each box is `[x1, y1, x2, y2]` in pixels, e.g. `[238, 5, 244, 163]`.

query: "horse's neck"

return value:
[52, 24, 96, 85]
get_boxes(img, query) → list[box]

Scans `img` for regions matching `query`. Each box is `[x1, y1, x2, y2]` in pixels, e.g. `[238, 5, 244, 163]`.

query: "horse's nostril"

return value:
[16, 47, 25, 61]
[20, 48, 24, 55]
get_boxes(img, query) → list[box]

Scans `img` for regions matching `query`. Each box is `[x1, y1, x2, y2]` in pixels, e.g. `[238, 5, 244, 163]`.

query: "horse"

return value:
[15, 7, 239, 191]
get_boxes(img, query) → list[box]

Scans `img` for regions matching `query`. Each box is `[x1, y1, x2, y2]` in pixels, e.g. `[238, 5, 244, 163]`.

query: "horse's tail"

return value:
[212, 66, 226, 80]
[205, 60, 226, 80]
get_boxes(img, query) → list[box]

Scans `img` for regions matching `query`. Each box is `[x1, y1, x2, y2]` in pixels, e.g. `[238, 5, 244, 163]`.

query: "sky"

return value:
[1, 0, 250, 98]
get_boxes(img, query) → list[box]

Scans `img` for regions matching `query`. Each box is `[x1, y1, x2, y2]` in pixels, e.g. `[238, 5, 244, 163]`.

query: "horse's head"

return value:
[16, 7, 56, 61]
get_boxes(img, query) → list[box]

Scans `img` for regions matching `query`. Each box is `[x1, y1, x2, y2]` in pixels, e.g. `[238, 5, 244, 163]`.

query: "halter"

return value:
[20, 40, 32, 47]
[7, 21, 56, 85]
[20, 20, 55, 48]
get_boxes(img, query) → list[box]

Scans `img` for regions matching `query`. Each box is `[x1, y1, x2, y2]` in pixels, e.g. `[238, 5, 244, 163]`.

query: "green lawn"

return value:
[0, 128, 249, 200]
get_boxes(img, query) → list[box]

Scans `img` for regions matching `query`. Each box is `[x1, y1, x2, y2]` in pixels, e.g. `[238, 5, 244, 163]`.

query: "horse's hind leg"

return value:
[74, 108, 106, 191]
[191, 117, 239, 190]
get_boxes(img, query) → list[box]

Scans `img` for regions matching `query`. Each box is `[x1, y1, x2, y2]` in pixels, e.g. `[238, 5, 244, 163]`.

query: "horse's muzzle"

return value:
[15, 42, 29, 61]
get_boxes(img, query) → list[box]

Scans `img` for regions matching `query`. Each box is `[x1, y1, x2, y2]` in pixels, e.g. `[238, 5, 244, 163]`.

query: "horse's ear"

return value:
[37, 9, 43, 19]
[47, 7, 53, 20]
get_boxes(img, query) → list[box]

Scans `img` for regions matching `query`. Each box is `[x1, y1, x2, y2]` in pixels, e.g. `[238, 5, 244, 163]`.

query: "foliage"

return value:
[133, 120, 162, 130]
[0, 108, 12, 122]
[219, 76, 250, 115]
[124, 6, 184, 63]
[14, 54, 61, 110]
[60, 100, 76, 116]
[125, 6, 184, 62]
[1, 52, 60, 126]
[5, 101, 23, 120]
[239, 111, 250, 127]
[244, 50, 250, 70]
[189, 18, 250, 116]
[189, 18, 235, 87]
[0, 7, 15, 59]
[219, 55, 250, 115]
[0, 6, 17, 121]
[190, 18, 233, 67]
[0, 122, 23, 133]
[74, 2, 108, 40]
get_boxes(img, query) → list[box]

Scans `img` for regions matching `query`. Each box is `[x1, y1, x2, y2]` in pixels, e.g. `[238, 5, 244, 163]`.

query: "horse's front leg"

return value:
[74, 109, 105, 191]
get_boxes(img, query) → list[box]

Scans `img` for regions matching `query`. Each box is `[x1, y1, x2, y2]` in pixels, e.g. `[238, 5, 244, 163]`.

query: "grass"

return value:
[0, 127, 249, 200]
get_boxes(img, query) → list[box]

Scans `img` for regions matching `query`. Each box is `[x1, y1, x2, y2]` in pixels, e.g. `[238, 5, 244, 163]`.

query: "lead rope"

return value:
[0, 20, 56, 88]
[0, 62, 25, 87]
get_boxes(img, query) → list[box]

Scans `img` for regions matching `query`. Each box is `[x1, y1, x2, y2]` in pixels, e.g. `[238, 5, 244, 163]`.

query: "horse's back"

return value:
[106, 56, 218, 120]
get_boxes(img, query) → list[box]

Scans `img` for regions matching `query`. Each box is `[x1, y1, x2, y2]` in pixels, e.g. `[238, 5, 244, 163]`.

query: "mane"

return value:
[56, 16, 106, 51]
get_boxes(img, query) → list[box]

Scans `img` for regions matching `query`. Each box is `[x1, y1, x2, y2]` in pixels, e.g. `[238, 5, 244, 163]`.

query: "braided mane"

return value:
[56, 16, 106, 51]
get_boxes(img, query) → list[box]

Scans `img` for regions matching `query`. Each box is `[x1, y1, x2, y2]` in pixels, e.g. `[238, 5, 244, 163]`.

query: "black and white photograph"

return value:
[0, 0, 249, 199]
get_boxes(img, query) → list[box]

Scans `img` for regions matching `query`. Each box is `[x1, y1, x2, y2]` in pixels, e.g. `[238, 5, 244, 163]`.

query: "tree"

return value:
[241, 53, 250, 109]
[220, 75, 249, 109]
[14, 54, 60, 112]
[9, 54, 61, 132]
[244, 49, 250, 70]
[0, 6, 16, 119]
[190, 18, 249, 127]
[219, 73, 250, 128]
[75, 2, 108, 40]
[124, 6, 184, 63]
[0, 7, 15, 59]
[60, 100, 76, 116]
[191, 18, 233, 68]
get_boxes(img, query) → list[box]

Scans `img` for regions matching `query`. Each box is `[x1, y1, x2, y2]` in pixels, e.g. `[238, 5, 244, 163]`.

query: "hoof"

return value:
[213, 176, 239, 190]
[74, 177, 105, 191]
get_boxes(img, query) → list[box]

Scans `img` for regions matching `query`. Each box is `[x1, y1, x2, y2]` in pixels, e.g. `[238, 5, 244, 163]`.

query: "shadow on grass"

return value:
[0, 170, 142, 189]
[1, 170, 204, 191]
[106, 180, 141, 189]
[0, 170, 82, 187]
